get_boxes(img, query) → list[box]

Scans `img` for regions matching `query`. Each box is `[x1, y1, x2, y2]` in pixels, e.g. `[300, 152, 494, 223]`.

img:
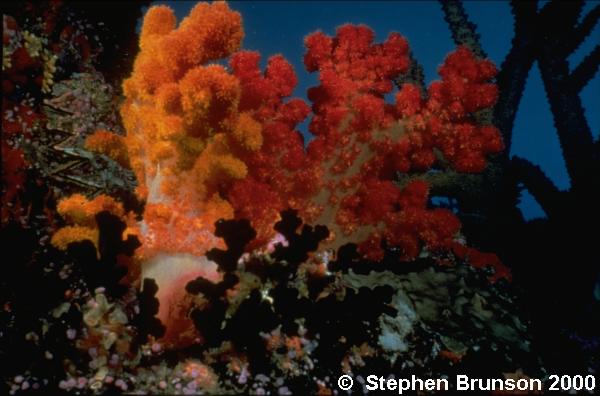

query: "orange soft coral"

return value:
[115, 2, 509, 348]
[121, 3, 309, 257]
[120, 3, 504, 262]
[85, 130, 130, 168]
[118, 2, 247, 259]
[53, 194, 133, 252]
[51, 225, 99, 251]
[57, 193, 125, 226]
[139, 5, 177, 49]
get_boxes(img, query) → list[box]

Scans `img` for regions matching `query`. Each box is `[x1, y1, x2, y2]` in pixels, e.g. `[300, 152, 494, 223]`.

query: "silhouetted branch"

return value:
[394, 52, 426, 94]
[536, 2, 595, 191]
[493, 1, 538, 153]
[541, 0, 587, 56]
[570, 44, 600, 93]
[566, 3, 600, 56]
[538, 59, 594, 190]
[439, 0, 486, 58]
[511, 156, 561, 217]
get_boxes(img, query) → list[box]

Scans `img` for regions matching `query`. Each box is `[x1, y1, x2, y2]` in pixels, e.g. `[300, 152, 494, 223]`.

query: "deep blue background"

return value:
[146, 1, 600, 220]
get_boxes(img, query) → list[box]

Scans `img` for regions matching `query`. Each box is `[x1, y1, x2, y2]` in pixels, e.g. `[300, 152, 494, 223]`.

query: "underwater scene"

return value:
[2, 0, 599, 394]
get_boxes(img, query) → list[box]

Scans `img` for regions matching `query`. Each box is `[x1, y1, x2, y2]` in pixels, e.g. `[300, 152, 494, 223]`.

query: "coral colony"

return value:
[2, 1, 598, 395]
[53, 2, 508, 346]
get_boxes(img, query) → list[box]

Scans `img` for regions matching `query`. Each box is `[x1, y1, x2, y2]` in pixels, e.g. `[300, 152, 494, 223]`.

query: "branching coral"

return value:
[298, 32, 503, 261]
[182, 212, 528, 391]
[115, 4, 503, 257]
[120, 2, 245, 260]
[51, 194, 135, 251]
[185, 211, 393, 377]
[73, 2, 509, 345]
[6, 1, 596, 391]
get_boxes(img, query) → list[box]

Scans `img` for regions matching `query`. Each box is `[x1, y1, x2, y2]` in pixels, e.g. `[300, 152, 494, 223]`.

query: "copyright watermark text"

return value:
[337, 374, 598, 393]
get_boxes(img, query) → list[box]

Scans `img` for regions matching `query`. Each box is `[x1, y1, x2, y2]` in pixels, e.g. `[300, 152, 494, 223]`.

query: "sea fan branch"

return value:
[569, 44, 600, 93]
[439, 0, 486, 58]
[566, 3, 600, 56]
[511, 156, 561, 218]
[492, 1, 538, 153]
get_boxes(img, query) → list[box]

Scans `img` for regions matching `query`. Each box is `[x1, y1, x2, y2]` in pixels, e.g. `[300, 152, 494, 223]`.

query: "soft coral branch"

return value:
[117, 5, 506, 263]
[63, 2, 514, 346]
